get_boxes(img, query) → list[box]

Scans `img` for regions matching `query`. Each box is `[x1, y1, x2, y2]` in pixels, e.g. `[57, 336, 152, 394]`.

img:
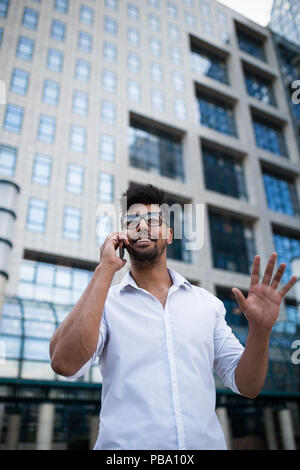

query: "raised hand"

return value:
[232, 252, 297, 333]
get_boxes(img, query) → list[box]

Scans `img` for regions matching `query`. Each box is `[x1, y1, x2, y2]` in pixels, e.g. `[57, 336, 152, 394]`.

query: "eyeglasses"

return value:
[122, 212, 166, 229]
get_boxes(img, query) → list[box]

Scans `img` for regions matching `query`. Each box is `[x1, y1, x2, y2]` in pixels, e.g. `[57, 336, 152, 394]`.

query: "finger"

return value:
[270, 263, 286, 290]
[232, 288, 247, 312]
[250, 255, 260, 287]
[262, 252, 277, 285]
[279, 276, 297, 298]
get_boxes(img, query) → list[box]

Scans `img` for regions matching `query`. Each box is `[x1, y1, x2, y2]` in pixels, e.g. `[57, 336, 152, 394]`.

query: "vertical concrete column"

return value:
[263, 407, 278, 450]
[216, 407, 232, 450]
[278, 408, 296, 450]
[89, 415, 99, 450]
[6, 414, 21, 450]
[36, 403, 55, 450]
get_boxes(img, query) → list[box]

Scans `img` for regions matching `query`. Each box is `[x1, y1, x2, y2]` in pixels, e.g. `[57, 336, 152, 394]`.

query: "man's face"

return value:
[123, 203, 172, 263]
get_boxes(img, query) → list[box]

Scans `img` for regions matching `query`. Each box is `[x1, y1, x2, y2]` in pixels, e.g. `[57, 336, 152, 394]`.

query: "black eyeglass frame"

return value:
[121, 211, 168, 229]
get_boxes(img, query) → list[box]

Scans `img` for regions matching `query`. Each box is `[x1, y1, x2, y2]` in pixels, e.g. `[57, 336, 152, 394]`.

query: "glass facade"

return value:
[271, 0, 300, 47]
[191, 43, 229, 85]
[202, 146, 248, 200]
[263, 170, 300, 216]
[197, 93, 237, 137]
[216, 287, 248, 328]
[253, 118, 288, 157]
[129, 121, 184, 181]
[209, 211, 256, 274]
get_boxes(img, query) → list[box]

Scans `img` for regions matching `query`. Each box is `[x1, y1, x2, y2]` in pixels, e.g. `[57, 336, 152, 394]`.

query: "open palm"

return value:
[232, 253, 297, 333]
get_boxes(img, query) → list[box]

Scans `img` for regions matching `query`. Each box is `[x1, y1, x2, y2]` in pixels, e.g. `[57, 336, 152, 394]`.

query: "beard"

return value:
[128, 238, 167, 263]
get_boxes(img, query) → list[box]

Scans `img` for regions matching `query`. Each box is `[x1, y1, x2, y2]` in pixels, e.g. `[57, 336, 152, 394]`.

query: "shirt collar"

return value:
[116, 266, 193, 294]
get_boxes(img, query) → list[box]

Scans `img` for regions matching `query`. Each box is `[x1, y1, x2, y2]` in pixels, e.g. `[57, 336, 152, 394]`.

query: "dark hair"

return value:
[121, 183, 166, 215]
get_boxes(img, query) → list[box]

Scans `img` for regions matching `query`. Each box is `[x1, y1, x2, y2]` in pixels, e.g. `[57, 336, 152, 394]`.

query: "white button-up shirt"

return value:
[67, 267, 245, 450]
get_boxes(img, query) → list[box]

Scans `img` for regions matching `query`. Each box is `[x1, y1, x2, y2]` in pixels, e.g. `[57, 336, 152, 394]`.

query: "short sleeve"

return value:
[213, 297, 245, 394]
[65, 307, 108, 380]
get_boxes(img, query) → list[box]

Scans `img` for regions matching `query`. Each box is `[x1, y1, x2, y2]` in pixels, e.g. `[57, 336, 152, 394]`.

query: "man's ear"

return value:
[167, 227, 173, 245]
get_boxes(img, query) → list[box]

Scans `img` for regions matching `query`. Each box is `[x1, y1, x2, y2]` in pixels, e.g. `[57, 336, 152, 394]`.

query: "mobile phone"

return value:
[119, 243, 125, 260]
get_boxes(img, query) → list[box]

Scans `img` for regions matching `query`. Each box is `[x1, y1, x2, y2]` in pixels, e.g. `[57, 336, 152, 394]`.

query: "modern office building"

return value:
[0, 0, 300, 450]
[270, 0, 300, 47]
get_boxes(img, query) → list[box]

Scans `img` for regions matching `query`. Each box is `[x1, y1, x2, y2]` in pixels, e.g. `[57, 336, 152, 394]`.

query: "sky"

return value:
[217, 0, 274, 26]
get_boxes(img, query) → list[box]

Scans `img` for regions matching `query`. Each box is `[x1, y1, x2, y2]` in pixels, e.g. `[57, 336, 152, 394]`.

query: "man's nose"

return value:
[138, 217, 149, 230]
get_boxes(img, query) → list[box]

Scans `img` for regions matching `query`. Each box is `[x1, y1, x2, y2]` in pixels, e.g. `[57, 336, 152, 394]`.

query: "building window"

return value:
[151, 89, 164, 112]
[105, 0, 118, 12]
[42, 79, 60, 106]
[63, 206, 81, 241]
[18, 259, 93, 304]
[202, 145, 248, 200]
[127, 27, 140, 46]
[99, 134, 115, 162]
[32, 154, 52, 186]
[0, 145, 17, 177]
[200, 0, 211, 16]
[190, 43, 229, 85]
[216, 287, 248, 328]
[209, 211, 256, 274]
[98, 172, 114, 203]
[273, 232, 300, 283]
[72, 90, 89, 116]
[168, 24, 180, 42]
[169, 46, 182, 65]
[0, 27, 3, 46]
[129, 120, 184, 181]
[102, 69, 117, 93]
[22, 7, 39, 30]
[47, 48, 64, 72]
[38, 115, 56, 143]
[101, 100, 116, 125]
[51, 19, 66, 41]
[244, 69, 276, 106]
[54, 0, 68, 14]
[27, 198, 48, 233]
[165, 196, 191, 263]
[128, 80, 141, 102]
[150, 62, 163, 82]
[104, 16, 118, 36]
[96, 215, 113, 247]
[80, 5, 94, 26]
[127, 3, 139, 22]
[197, 93, 237, 137]
[103, 41, 117, 63]
[78, 31, 92, 53]
[66, 163, 84, 194]
[10, 68, 29, 95]
[3, 104, 24, 134]
[16, 36, 35, 61]
[0, 0, 9, 18]
[149, 37, 162, 56]
[128, 51, 141, 74]
[148, 13, 160, 32]
[185, 12, 196, 28]
[75, 59, 91, 82]
[174, 98, 187, 120]
[253, 118, 287, 157]
[69, 125, 86, 153]
[148, 0, 159, 8]
[237, 29, 266, 62]
[167, 2, 177, 18]
[263, 170, 300, 217]
[171, 71, 184, 91]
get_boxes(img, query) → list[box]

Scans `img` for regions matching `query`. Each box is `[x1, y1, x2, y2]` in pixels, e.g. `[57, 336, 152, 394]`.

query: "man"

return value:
[50, 183, 296, 450]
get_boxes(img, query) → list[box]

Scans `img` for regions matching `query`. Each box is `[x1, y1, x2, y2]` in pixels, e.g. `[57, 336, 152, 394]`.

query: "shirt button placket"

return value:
[163, 290, 186, 450]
